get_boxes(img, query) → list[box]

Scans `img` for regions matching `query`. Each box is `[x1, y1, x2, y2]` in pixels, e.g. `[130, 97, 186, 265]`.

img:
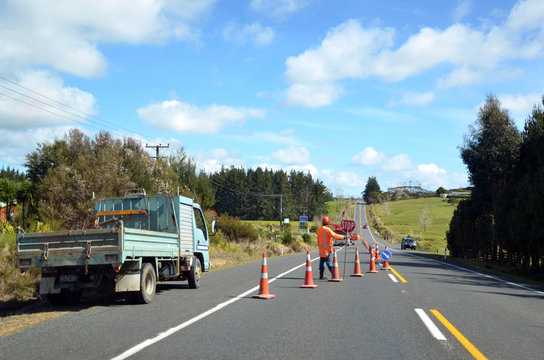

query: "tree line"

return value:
[0, 129, 332, 230]
[447, 94, 544, 277]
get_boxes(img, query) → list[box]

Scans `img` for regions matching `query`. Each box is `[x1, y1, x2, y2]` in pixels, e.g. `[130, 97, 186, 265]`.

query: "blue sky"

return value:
[1, 0, 543, 197]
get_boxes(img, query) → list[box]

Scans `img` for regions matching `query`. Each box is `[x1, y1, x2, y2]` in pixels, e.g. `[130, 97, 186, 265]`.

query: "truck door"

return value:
[193, 207, 210, 271]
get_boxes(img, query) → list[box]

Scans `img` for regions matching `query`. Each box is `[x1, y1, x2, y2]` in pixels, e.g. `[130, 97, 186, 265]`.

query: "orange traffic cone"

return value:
[300, 251, 318, 288]
[350, 247, 364, 277]
[253, 253, 275, 299]
[382, 245, 391, 270]
[367, 247, 378, 273]
[328, 249, 343, 282]
[375, 244, 381, 261]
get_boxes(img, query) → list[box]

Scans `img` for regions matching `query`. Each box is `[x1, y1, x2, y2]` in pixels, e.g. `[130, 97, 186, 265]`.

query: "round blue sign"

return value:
[381, 250, 392, 260]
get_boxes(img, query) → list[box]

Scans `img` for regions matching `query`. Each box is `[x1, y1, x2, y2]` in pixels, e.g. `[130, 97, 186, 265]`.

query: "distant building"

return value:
[0, 202, 17, 222]
[447, 191, 471, 197]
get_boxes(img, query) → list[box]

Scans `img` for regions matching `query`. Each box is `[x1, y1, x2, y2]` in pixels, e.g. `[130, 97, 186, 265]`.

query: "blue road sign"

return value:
[381, 250, 392, 260]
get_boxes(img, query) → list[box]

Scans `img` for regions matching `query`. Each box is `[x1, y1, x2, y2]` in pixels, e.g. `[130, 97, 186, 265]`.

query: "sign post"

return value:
[340, 220, 356, 279]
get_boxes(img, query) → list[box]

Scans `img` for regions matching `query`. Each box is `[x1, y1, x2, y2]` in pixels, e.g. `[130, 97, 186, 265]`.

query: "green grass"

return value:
[372, 198, 457, 252]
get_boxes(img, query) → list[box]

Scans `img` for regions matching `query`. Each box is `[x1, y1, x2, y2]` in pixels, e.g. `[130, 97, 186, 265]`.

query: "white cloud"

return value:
[223, 22, 275, 47]
[452, 1, 472, 22]
[271, 146, 310, 165]
[195, 148, 245, 173]
[285, 1, 544, 107]
[418, 163, 447, 175]
[0, 126, 79, 167]
[498, 92, 543, 117]
[397, 91, 436, 106]
[0, 70, 96, 129]
[352, 147, 385, 166]
[137, 100, 266, 134]
[284, 83, 344, 108]
[382, 154, 414, 171]
[250, 0, 310, 19]
[0, 0, 216, 78]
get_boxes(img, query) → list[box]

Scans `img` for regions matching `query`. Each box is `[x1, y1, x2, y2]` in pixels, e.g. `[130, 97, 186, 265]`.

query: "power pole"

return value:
[146, 143, 169, 160]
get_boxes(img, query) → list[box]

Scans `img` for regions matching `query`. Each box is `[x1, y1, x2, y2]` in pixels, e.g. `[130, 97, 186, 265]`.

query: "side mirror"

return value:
[211, 220, 218, 234]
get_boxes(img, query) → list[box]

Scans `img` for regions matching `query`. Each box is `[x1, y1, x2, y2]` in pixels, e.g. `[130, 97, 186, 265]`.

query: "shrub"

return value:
[0, 221, 15, 234]
[282, 231, 293, 245]
[217, 214, 258, 242]
[302, 233, 312, 244]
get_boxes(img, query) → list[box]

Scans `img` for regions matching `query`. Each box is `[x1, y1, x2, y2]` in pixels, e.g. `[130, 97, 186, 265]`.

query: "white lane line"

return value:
[415, 308, 447, 341]
[111, 258, 312, 360]
[388, 274, 398, 283]
[426, 258, 544, 296]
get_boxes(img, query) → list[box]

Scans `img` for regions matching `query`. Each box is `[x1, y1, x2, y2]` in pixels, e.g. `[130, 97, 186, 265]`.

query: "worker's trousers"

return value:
[319, 253, 333, 272]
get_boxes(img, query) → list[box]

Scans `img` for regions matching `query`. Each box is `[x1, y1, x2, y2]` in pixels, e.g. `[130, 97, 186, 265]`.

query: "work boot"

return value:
[319, 270, 328, 280]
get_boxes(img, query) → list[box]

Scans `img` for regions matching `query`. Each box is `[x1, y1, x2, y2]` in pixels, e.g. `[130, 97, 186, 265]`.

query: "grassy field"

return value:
[372, 197, 456, 253]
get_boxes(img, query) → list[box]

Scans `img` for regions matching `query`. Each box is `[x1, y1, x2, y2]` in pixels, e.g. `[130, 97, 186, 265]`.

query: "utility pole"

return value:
[145, 143, 169, 160]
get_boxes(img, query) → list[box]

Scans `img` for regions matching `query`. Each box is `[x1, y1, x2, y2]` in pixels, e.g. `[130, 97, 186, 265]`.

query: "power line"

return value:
[0, 75, 163, 144]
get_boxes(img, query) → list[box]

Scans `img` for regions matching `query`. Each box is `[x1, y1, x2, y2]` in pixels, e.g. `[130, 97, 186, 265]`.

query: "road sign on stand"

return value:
[341, 220, 355, 233]
[381, 250, 392, 261]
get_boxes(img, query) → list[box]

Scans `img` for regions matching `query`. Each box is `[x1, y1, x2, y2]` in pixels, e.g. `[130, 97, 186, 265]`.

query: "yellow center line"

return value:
[388, 266, 407, 283]
[430, 309, 488, 360]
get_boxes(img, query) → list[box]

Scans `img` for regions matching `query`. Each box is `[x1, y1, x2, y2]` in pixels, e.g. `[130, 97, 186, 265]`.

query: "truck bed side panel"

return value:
[16, 228, 121, 269]
[122, 228, 179, 261]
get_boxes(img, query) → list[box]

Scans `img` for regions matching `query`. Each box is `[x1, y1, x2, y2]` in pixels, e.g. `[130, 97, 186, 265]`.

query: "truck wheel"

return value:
[188, 257, 201, 289]
[134, 263, 156, 304]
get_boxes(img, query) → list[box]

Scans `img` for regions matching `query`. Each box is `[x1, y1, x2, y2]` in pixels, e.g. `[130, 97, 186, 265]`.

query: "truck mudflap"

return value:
[115, 260, 141, 292]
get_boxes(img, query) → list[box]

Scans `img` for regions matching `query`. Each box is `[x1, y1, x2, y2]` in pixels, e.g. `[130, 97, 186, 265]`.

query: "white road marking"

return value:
[415, 308, 447, 341]
[111, 257, 315, 360]
[388, 274, 398, 283]
[427, 258, 544, 296]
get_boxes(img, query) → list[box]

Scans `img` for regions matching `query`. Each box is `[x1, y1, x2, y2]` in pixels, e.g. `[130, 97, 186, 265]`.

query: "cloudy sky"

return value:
[1, 0, 543, 197]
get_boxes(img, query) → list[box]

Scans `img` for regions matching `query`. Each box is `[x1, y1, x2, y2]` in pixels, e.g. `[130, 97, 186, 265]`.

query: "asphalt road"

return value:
[1, 203, 543, 359]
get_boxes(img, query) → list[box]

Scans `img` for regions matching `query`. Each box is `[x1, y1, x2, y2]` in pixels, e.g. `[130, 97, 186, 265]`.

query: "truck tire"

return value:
[188, 257, 201, 289]
[134, 263, 156, 304]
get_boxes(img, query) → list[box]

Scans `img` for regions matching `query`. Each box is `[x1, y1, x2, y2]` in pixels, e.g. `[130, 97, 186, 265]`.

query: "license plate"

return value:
[60, 274, 78, 283]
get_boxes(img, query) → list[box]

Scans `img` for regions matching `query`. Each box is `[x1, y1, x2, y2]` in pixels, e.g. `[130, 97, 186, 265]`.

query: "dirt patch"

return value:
[0, 301, 70, 337]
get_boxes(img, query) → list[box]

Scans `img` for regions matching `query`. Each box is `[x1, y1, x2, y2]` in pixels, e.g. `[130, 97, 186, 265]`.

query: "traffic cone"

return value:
[382, 245, 391, 270]
[253, 253, 275, 299]
[375, 244, 381, 261]
[367, 247, 378, 273]
[350, 247, 364, 277]
[328, 249, 343, 282]
[300, 251, 318, 288]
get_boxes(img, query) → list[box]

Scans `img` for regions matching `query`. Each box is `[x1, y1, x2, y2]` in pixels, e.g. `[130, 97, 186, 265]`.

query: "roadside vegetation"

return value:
[448, 95, 544, 280]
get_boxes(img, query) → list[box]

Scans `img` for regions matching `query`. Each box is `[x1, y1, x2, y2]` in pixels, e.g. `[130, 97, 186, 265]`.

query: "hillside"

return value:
[370, 197, 457, 253]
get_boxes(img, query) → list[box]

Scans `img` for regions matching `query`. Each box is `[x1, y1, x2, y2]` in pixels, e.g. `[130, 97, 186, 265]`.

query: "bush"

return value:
[217, 214, 259, 242]
[302, 233, 312, 244]
[281, 231, 294, 245]
[0, 221, 15, 234]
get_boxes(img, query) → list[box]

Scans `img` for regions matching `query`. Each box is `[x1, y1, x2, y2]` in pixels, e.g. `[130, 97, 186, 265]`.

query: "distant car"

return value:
[401, 237, 417, 250]
[363, 223, 368, 229]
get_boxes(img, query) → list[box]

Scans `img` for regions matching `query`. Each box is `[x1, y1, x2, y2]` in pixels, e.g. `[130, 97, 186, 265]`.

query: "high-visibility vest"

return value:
[318, 226, 343, 257]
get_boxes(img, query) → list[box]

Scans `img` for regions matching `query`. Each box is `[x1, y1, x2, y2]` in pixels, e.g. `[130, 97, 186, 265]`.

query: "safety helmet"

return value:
[322, 216, 330, 225]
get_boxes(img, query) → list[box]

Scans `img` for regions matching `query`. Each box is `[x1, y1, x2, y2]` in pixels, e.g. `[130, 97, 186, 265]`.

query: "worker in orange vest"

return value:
[318, 216, 348, 279]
